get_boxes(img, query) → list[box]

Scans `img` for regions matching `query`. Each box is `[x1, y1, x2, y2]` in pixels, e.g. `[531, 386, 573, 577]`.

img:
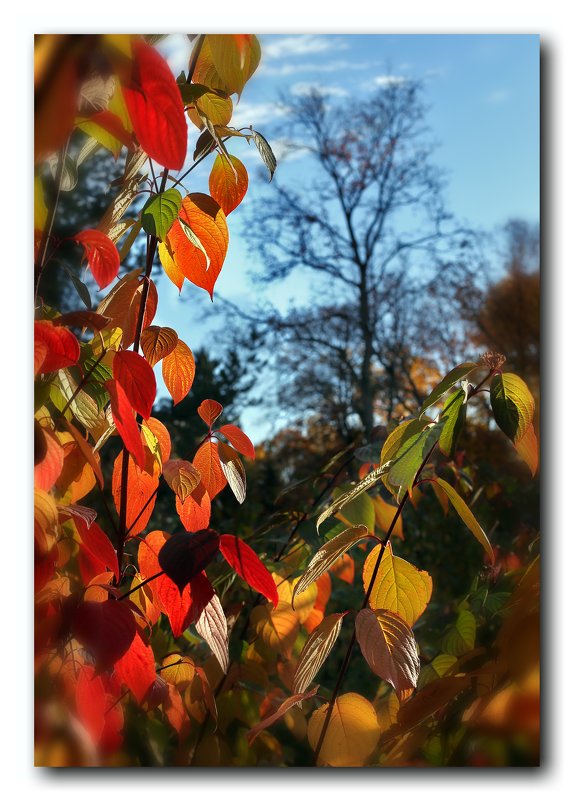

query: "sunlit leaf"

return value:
[193, 440, 227, 499]
[295, 525, 370, 599]
[355, 608, 420, 692]
[247, 687, 319, 745]
[293, 613, 346, 695]
[217, 441, 246, 503]
[419, 362, 479, 417]
[363, 544, 432, 626]
[438, 385, 468, 458]
[308, 693, 380, 767]
[141, 188, 182, 242]
[113, 349, 156, 419]
[433, 478, 494, 562]
[163, 459, 201, 503]
[140, 325, 178, 367]
[209, 154, 248, 215]
[195, 591, 229, 674]
[158, 530, 220, 593]
[35, 320, 80, 373]
[198, 398, 223, 427]
[162, 339, 196, 405]
[316, 464, 389, 531]
[490, 372, 535, 444]
[74, 229, 120, 289]
[112, 451, 159, 537]
[218, 424, 255, 459]
[387, 423, 443, 498]
[105, 378, 145, 468]
[115, 632, 156, 704]
[219, 534, 278, 606]
[515, 422, 539, 476]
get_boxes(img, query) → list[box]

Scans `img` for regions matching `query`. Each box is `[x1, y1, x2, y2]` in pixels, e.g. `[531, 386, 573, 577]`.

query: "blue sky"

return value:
[153, 34, 540, 440]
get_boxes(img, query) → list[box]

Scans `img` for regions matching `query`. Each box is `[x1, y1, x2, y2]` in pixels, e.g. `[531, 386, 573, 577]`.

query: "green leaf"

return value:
[331, 485, 375, 532]
[252, 130, 277, 180]
[442, 610, 476, 656]
[434, 478, 493, 562]
[141, 189, 182, 242]
[178, 83, 210, 104]
[59, 263, 92, 309]
[419, 362, 479, 418]
[490, 372, 535, 444]
[380, 417, 428, 467]
[387, 423, 444, 498]
[438, 384, 469, 458]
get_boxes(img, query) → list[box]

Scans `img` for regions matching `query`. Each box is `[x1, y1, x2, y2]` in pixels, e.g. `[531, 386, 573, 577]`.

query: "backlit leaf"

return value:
[308, 693, 380, 767]
[193, 440, 227, 499]
[316, 465, 389, 531]
[438, 386, 468, 458]
[161, 654, 196, 688]
[250, 603, 299, 656]
[162, 339, 195, 405]
[433, 478, 494, 562]
[141, 188, 182, 242]
[387, 423, 444, 498]
[176, 484, 212, 532]
[201, 35, 261, 98]
[163, 459, 201, 503]
[442, 609, 476, 657]
[122, 41, 187, 170]
[209, 154, 248, 215]
[490, 372, 535, 444]
[293, 613, 346, 695]
[198, 398, 223, 427]
[105, 378, 145, 468]
[112, 451, 159, 538]
[219, 534, 278, 606]
[252, 130, 276, 180]
[97, 271, 158, 349]
[355, 608, 420, 692]
[165, 193, 229, 298]
[515, 422, 539, 476]
[419, 362, 479, 417]
[363, 544, 432, 626]
[115, 632, 156, 704]
[74, 229, 120, 289]
[140, 325, 178, 367]
[113, 349, 156, 419]
[35, 321, 80, 373]
[158, 239, 185, 292]
[218, 423, 255, 459]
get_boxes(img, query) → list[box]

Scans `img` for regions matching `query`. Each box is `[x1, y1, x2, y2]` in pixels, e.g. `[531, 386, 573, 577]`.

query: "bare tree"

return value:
[240, 81, 483, 436]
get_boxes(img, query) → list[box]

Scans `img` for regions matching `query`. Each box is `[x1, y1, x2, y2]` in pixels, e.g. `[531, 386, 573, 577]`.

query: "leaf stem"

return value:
[34, 139, 69, 304]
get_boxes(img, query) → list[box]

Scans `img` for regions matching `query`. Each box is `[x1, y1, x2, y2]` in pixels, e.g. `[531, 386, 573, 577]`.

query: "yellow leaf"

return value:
[308, 693, 380, 767]
[161, 654, 196, 688]
[250, 602, 299, 656]
[363, 544, 432, 626]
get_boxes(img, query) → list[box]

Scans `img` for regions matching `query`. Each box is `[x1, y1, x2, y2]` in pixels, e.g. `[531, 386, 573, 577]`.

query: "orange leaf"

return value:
[162, 339, 195, 405]
[209, 154, 248, 215]
[193, 440, 227, 499]
[112, 452, 159, 537]
[198, 399, 223, 428]
[144, 417, 172, 463]
[34, 428, 64, 491]
[219, 534, 278, 606]
[218, 423, 255, 460]
[166, 193, 228, 298]
[140, 325, 178, 367]
[176, 484, 211, 532]
[97, 272, 158, 349]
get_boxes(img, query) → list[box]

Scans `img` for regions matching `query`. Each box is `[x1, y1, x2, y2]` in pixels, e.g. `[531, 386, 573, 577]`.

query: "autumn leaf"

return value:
[246, 687, 318, 745]
[158, 530, 220, 593]
[176, 484, 212, 532]
[122, 41, 187, 170]
[165, 193, 228, 298]
[112, 451, 159, 537]
[363, 544, 433, 626]
[161, 654, 196, 688]
[140, 325, 178, 367]
[34, 320, 80, 373]
[195, 591, 229, 674]
[198, 398, 223, 427]
[72, 599, 136, 671]
[209, 154, 248, 215]
[75, 665, 106, 744]
[193, 440, 227, 499]
[219, 534, 278, 606]
[218, 423, 255, 460]
[105, 378, 145, 468]
[419, 362, 479, 417]
[355, 608, 420, 692]
[293, 613, 346, 695]
[490, 372, 535, 444]
[113, 350, 156, 419]
[76, 518, 119, 583]
[74, 229, 120, 289]
[162, 339, 196, 405]
[294, 525, 370, 599]
[217, 441, 246, 504]
[308, 693, 380, 767]
[97, 271, 158, 349]
[433, 478, 494, 562]
[115, 632, 156, 704]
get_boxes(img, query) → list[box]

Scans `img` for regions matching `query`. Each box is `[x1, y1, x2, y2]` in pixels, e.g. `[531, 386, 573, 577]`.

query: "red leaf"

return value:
[122, 41, 187, 170]
[138, 530, 194, 637]
[34, 428, 64, 491]
[193, 440, 227, 499]
[176, 484, 211, 532]
[218, 424, 255, 460]
[74, 229, 120, 290]
[114, 632, 156, 704]
[198, 399, 223, 428]
[190, 572, 215, 620]
[105, 378, 146, 468]
[34, 320, 79, 372]
[113, 350, 157, 419]
[76, 519, 119, 582]
[72, 600, 136, 671]
[75, 665, 106, 743]
[158, 530, 221, 594]
[219, 534, 278, 607]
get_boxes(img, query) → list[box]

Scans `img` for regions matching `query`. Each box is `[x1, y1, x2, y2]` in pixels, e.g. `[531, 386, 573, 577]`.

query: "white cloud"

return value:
[291, 82, 349, 98]
[264, 35, 348, 60]
[486, 88, 510, 104]
[259, 59, 372, 77]
[230, 101, 289, 128]
[373, 74, 408, 87]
